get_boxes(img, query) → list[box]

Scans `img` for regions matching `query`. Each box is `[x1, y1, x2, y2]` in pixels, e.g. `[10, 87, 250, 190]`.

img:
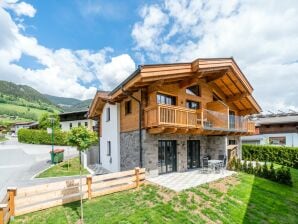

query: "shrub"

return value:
[18, 128, 69, 145]
[243, 144, 298, 169]
[228, 160, 293, 186]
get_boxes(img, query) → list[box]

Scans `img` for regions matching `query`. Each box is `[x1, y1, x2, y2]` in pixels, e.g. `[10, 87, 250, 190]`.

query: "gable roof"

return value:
[89, 58, 261, 118]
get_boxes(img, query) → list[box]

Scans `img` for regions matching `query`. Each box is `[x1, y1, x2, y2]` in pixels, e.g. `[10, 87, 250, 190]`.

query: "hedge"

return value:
[228, 158, 293, 186]
[18, 128, 69, 146]
[242, 144, 298, 169]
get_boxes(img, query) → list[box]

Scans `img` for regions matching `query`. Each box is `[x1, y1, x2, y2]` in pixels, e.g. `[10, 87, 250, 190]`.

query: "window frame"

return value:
[186, 85, 201, 97]
[106, 107, 111, 122]
[125, 100, 132, 115]
[107, 141, 111, 156]
[157, 93, 176, 106]
[186, 100, 200, 110]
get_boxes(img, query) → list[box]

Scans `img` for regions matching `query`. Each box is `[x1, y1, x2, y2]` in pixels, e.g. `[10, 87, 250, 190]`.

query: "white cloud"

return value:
[132, 0, 298, 112]
[1, 0, 36, 17]
[0, 6, 136, 100]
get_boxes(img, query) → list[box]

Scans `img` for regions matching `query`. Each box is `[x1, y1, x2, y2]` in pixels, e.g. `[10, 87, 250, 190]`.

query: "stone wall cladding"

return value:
[120, 130, 140, 171]
[120, 130, 233, 176]
[207, 136, 227, 159]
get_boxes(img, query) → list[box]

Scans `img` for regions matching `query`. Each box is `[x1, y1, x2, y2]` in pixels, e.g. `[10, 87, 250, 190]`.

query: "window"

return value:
[269, 137, 286, 145]
[85, 122, 88, 127]
[107, 141, 111, 156]
[228, 140, 237, 145]
[125, 100, 132, 115]
[186, 85, 200, 96]
[78, 122, 81, 127]
[106, 107, 110, 121]
[186, 100, 200, 109]
[157, 93, 176, 105]
[69, 123, 72, 129]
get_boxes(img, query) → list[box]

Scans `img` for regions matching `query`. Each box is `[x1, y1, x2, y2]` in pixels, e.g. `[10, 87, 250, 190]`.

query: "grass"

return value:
[36, 157, 89, 178]
[13, 168, 298, 224]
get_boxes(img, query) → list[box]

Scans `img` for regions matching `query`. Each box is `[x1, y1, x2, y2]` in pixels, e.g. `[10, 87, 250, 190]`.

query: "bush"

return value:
[18, 128, 69, 146]
[228, 158, 293, 186]
[243, 144, 298, 169]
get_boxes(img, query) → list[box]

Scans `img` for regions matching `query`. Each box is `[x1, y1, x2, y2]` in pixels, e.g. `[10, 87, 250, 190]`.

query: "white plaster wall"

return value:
[241, 133, 298, 147]
[100, 103, 120, 172]
[60, 119, 95, 132]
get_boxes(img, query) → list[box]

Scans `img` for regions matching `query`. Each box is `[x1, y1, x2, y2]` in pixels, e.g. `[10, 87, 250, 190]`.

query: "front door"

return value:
[158, 140, 177, 174]
[187, 140, 200, 169]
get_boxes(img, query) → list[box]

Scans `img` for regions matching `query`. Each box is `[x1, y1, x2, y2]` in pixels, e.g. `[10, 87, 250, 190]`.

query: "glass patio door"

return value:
[187, 140, 200, 169]
[229, 110, 236, 129]
[158, 140, 177, 174]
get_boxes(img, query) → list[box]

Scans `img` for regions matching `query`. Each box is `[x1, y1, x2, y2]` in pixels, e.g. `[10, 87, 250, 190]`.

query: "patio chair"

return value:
[201, 157, 210, 173]
[218, 155, 226, 172]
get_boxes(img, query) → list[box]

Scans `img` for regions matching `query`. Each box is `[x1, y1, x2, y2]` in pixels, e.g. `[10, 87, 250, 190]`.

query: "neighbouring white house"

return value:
[59, 110, 97, 132]
[11, 121, 38, 135]
[241, 112, 298, 147]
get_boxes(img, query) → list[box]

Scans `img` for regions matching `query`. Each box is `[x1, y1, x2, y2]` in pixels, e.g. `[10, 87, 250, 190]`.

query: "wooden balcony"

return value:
[144, 104, 255, 135]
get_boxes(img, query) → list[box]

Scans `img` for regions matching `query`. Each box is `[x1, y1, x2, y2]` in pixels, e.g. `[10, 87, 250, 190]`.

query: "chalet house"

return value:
[59, 110, 97, 132]
[242, 112, 298, 146]
[88, 58, 261, 176]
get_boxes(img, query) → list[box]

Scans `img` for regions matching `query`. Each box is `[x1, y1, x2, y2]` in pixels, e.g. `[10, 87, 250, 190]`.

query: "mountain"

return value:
[44, 95, 92, 112]
[0, 80, 55, 106]
[0, 80, 61, 122]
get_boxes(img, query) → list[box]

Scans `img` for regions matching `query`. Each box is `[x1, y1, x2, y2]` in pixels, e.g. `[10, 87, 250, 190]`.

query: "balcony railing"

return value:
[145, 104, 255, 133]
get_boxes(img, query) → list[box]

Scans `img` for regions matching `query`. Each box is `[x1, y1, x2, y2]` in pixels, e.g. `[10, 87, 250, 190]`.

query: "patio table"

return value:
[208, 160, 223, 172]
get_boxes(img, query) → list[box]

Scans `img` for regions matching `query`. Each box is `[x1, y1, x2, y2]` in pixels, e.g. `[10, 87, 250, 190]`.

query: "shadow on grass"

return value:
[242, 168, 298, 224]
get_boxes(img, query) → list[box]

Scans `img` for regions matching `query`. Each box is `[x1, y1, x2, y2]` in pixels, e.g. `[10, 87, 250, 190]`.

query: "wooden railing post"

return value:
[86, 175, 92, 200]
[135, 167, 140, 189]
[7, 187, 16, 219]
[0, 204, 7, 224]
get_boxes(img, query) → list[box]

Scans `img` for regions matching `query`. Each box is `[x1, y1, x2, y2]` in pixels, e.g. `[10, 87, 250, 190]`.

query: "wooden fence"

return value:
[0, 167, 145, 223]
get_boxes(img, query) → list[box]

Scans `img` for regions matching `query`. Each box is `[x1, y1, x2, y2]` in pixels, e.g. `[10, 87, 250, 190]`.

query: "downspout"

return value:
[121, 86, 143, 168]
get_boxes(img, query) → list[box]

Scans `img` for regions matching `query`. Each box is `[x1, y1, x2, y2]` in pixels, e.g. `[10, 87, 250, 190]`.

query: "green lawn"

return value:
[36, 157, 89, 178]
[14, 168, 298, 224]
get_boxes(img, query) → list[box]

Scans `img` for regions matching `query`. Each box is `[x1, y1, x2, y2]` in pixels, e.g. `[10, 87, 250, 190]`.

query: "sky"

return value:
[0, 0, 297, 113]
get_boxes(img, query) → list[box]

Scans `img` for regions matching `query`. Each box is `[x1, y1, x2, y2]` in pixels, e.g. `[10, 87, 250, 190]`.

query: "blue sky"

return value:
[0, 0, 298, 112]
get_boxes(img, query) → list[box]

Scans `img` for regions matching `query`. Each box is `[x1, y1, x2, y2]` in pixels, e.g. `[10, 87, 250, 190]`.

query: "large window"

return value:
[157, 93, 176, 105]
[106, 107, 110, 121]
[186, 100, 200, 109]
[107, 141, 111, 156]
[269, 137, 286, 145]
[125, 100, 132, 115]
[186, 85, 200, 96]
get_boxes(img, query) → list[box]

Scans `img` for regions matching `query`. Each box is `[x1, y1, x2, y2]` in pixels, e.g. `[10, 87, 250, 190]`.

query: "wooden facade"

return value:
[89, 58, 261, 136]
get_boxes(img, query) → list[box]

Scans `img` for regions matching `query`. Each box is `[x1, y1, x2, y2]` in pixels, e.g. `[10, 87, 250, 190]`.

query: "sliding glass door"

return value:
[158, 140, 177, 174]
[187, 140, 200, 169]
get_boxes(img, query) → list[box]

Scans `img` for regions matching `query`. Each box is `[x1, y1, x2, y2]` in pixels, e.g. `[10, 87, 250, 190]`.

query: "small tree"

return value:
[38, 113, 60, 130]
[67, 127, 98, 223]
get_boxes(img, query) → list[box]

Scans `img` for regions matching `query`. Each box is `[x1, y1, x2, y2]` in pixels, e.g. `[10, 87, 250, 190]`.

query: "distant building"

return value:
[241, 113, 298, 147]
[11, 121, 39, 134]
[59, 110, 97, 132]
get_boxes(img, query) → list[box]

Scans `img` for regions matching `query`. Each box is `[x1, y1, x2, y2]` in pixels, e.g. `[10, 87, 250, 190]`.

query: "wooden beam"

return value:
[148, 80, 164, 93]
[148, 127, 165, 134]
[175, 128, 189, 134]
[226, 93, 249, 103]
[238, 109, 254, 116]
[209, 83, 227, 101]
[163, 127, 177, 134]
[179, 77, 199, 88]
[206, 69, 228, 83]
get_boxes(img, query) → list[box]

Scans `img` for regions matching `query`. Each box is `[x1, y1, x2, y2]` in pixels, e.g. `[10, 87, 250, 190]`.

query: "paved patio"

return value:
[147, 169, 235, 192]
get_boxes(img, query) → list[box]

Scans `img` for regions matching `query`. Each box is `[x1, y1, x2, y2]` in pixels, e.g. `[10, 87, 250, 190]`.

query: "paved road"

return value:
[0, 137, 78, 198]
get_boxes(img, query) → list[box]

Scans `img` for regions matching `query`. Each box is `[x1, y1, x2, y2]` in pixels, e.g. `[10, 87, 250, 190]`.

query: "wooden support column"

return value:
[86, 175, 92, 200]
[135, 167, 140, 189]
[7, 187, 16, 218]
[0, 204, 7, 224]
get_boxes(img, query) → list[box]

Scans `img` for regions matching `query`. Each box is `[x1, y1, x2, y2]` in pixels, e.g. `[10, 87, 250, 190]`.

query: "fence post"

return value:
[0, 204, 7, 224]
[86, 175, 92, 200]
[7, 187, 17, 219]
[135, 167, 140, 189]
